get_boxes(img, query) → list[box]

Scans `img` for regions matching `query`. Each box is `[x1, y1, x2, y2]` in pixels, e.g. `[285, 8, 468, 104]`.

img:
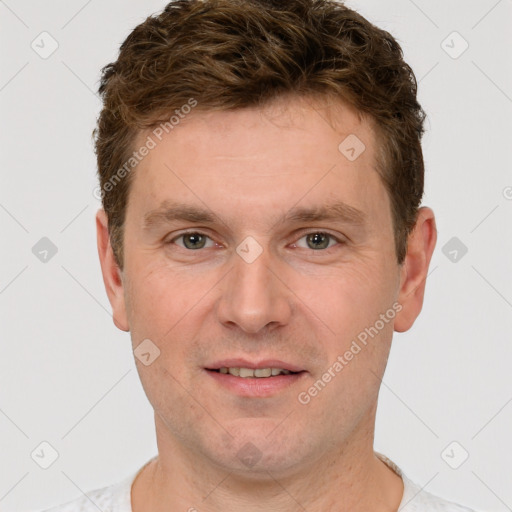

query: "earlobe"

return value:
[96, 209, 130, 332]
[394, 207, 437, 333]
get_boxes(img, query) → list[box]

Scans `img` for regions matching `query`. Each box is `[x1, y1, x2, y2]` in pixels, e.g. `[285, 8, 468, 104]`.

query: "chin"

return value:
[206, 420, 309, 476]
[213, 449, 303, 479]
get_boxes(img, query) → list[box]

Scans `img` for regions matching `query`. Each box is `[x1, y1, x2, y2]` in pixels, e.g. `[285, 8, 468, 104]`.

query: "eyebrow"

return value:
[278, 202, 367, 228]
[142, 200, 367, 231]
[142, 201, 218, 231]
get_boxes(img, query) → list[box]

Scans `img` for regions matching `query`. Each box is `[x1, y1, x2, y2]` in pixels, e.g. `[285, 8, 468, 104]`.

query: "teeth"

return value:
[219, 367, 293, 378]
[239, 368, 254, 378]
[254, 368, 271, 377]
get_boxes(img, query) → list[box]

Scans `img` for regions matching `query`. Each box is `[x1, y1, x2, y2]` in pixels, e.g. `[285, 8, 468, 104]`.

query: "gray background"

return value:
[1, 0, 511, 510]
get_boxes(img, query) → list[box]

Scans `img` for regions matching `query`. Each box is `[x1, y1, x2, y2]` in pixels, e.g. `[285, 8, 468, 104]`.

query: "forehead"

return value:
[127, 95, 390, 231]
[143, 95, 373, 159]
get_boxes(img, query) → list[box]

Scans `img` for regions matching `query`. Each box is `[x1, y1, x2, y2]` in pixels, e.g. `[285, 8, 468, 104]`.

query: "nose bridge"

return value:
[216, 238, 292, 333]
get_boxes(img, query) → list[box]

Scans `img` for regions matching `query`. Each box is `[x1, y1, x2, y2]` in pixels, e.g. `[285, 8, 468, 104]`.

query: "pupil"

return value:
[184, 233, 205, 249]
[307, 233, 329, 250]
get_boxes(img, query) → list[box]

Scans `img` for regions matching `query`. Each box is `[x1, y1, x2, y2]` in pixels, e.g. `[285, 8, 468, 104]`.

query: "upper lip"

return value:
[205, 358, 305, 373]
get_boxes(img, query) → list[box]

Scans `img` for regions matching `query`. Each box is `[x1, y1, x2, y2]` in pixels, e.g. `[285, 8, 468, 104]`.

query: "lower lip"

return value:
[205, 369, 306, 398]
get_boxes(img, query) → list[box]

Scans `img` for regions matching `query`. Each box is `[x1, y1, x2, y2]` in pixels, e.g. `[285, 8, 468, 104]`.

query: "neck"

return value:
[131, 417, 403, 512]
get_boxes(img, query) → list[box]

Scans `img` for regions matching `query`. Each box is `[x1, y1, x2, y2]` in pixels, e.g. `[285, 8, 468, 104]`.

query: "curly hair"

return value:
[93, 0, 426, 269]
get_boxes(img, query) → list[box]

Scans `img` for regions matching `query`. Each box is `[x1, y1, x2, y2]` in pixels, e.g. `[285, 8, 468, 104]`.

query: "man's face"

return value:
[113, 96, 404, 475]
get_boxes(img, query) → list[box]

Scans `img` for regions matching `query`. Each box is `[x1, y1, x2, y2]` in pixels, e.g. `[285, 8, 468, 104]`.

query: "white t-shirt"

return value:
[40, 452, 477, 512]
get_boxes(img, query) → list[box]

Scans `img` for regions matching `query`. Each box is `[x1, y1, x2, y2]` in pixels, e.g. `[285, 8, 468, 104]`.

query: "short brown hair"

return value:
[93, 0, 426, 269]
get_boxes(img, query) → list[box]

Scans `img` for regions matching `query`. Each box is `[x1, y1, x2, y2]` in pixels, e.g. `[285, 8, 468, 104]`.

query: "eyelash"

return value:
[166, 230, 345, 252]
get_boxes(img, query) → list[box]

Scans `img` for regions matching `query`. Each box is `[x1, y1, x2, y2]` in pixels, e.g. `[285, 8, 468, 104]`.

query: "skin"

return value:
[97, 94, 437, 512]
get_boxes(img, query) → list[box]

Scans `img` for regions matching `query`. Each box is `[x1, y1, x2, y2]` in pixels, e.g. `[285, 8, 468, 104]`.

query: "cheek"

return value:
[292, 258, 397, 408]
[296, 257, 394, 335]
[137, 362, 209, 443]
[125, 261, 201, 339]
[125, 263, 213, 399]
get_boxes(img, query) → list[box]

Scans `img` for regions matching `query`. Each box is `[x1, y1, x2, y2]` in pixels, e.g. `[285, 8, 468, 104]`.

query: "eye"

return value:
[170, 232, 216, 250]
[167, 230, 344, 252]
[293, 231, 343, 251]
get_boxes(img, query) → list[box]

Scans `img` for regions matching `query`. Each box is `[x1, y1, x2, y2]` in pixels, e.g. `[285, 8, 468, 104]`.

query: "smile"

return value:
[205, 367, 307, 398]
[215, 367, 296, 378]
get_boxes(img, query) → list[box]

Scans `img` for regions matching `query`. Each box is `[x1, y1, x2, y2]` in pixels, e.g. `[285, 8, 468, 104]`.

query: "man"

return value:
[44, 0, 477, 510]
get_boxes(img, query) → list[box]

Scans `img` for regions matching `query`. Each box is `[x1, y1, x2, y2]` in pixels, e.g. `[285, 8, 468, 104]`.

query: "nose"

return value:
[215, 241, 293, 334]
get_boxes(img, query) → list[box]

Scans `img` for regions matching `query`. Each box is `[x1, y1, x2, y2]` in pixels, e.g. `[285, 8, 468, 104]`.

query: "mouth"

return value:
[206, 367, 303, 378]
[204, 360, 307, 397]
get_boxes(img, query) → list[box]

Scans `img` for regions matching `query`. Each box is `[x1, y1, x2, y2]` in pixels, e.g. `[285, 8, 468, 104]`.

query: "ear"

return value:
[96, 208, 130, 332]
[394, 206, 437, 333]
